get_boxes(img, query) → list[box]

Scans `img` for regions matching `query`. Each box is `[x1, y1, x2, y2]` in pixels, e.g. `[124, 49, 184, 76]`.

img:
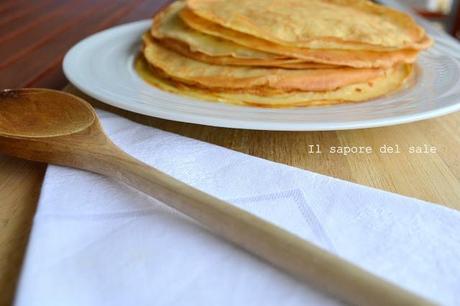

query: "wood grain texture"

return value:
[0, 155, 45, 306]
[0, 1, 459, 305]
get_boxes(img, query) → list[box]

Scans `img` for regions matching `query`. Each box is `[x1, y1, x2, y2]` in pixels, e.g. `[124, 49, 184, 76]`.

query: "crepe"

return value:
[158, 38, 337, 69]
[136, 54, 412, 107]
[221, 64, 412, 107]
[186, 0, 430, 51]
[181, 8, 424, 68]
[138, 0, 423, 108]
[143, 33, 386, 92]
[152, 1, 334, 69]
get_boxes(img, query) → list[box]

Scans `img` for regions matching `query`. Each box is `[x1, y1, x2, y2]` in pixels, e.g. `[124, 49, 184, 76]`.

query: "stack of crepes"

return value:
[139, 0, 432, 107]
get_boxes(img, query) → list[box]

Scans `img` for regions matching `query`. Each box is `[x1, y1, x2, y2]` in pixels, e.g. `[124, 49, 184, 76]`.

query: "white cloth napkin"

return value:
[14, 110, 460, 306]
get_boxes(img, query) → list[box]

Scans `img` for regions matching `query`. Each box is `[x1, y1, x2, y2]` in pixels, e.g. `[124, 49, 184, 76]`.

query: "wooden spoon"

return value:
[0, 88, 433, 306]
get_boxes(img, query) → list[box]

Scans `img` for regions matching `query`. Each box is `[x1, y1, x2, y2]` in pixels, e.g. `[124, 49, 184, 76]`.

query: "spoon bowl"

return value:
[0, 89, 95, 138]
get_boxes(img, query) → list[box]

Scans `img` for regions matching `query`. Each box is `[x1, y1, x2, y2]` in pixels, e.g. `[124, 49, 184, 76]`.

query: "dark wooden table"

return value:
[1, 1, 460, 306]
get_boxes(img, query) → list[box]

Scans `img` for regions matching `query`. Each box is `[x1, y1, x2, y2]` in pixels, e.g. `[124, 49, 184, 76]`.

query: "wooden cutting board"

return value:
[1, 84, 460, 305]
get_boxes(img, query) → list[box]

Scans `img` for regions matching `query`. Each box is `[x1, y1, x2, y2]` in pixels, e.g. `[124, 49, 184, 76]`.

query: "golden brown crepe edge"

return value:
[143, 33, 389, 93]
[186, 0, 429, 50]
[180, 8, 421, 68]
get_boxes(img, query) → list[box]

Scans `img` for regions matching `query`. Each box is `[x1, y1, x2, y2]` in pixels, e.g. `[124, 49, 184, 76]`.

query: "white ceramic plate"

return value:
[63, 19, 460, 131]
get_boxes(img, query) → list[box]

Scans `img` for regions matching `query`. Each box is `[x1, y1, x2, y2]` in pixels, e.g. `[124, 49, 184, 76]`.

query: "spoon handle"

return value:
[100, 149, 432, 306]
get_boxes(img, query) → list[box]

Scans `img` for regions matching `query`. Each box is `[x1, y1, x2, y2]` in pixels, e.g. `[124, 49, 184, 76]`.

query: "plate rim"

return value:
[63, 19, 460, 131]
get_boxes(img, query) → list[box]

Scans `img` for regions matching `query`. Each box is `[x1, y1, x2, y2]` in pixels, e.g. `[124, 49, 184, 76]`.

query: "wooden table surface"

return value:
[1, 1, 459, 305]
